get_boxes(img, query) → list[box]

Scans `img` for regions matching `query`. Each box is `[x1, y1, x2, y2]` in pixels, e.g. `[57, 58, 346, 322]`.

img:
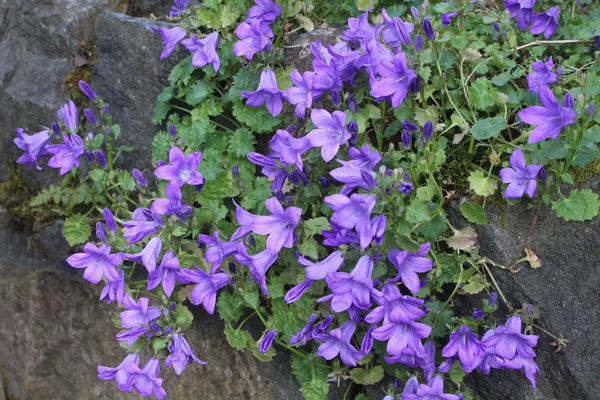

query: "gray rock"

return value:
[92, 12, 185, 171]
[450, 178, 600, 400]
[124, 0, 173, 17]
[0, 0, 117, 184]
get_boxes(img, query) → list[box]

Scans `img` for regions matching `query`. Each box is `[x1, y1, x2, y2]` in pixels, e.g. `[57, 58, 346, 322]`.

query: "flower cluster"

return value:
[504, 0, 560, 38]
[233, 0, 281, 60]
[155, 25, 220, 71]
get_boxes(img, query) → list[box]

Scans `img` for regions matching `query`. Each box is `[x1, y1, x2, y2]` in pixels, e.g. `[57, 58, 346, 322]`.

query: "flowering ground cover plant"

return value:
[13, 0, 600, 398]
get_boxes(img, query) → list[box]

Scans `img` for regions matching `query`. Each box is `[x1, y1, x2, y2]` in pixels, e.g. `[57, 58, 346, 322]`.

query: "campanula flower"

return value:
[282, 70, 321, 118]
[324, 193, 377, 249]
[120, 294, 161, 329]
[298, 250, 345, 280]
[381, 9, 414, 49]
[84, 108, 97, 125]
[233, 19, 273, 60]
[252, 197, 302, 252]
[147, 251, 180, 297]
[124, 358, 167, 399]
[372, 317, 432, 357]
[482, 315, 538, 360]
[423, 18, 435, 40]
[370, 52, 417, 108]
[47, 134, 85, 174]
[57, 100, 78, 133]
[165, 334, 205, 375]
[234, 244, 278, 295]
[268, 128, 313, 169]
[504, 0, 536, 31]
[284, 278, 314, 304]
[181, 32, 220, 72]
[154, 146, 204, 188]
[518, 85, 577, 143]
[442, 325, 486, 373]
[132, 168, 147, 186]
[423, 120, 434, 140]
[124, 236, 162, 274]
[177, 266, 230, 314]
[306, 109, 351, 162]
[155, 26, 186, 59]
[387, 243, 433, 294]
[169, 0, 190, 17]
[248, 0, 281, 24]
[197, 231, 239, 272]
[342, 8, 378, 47]
[97, 353, 140, 391]
[527, 57, 557, 92]
[499, 148, 543, 199]
[530, 7, 560, 39]
[78, 80, 97, 101]
[14, 128, 52, 170]
[241, 69, 283, 117]
[289, 314, 318, 345]
[66, 243, 122, 284]
[318, 255, 374, 312]
[122, 209, 163, 244]
[365, 284, 426, 325]
[258, 329, 278, 353]
[100, 269, 126, 304]
[441, 12, 458, 27]
[403, 376, 460, 400]
[317, 321, 363, 366]
[563, 92, 575, 110]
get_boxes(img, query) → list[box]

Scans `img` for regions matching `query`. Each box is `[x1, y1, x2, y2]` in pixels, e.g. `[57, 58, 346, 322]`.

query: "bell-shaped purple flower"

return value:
[97, 353, 140, 391]
[66, 243, 122, 284]
[100, 269, 126, 304]
[241, 69, 283, 117]
[370, 52, 417, 108]
[290, 314, 318, 345]
[403, 376, 460, 400]
[169, 0, 190, 17]
[47, 134, 85, 174]
[155, 26, 186, 59]
[233, 19, 273, 60]
[442, 325, 486, 373]
[381, 9, 414, 49]
[306, 109, 351, 162]
[119, 294, 161, 329]
[324, 193, 377, 249]
[282, 70, 322, 118]
[527, 57, 557, 92]
[165, 334, 205, 375]
[177, 266, 230, 314]
[154, 146, 204, 188]
[124, 358, 167, 399]
[181, 32, 220, 72]
[530, 7, 560, 39]
[57, 100, 78, 133]
[197, 231, 239, 272]
[124, 236, 162, 274]
[147, 251, 180, 297]
[122, 209, 163, 245]
[14, 128, 52, 170]
[498, 148, 542, 199]
[482, 315, 538, 360]
[234, 244, 278, 295]
[258, 329, 278, 353]
[504, 0, 536, 31]
[268, 128, 313, 169]
[317, 321, 363, 366]
[387, 243, 433, 294]
[318, 255, 374, 312]
[248, 0, 281, 24]
[298, 250, 345, 280]
[251, 197, 302, 252]
[519, 85, 578, 143]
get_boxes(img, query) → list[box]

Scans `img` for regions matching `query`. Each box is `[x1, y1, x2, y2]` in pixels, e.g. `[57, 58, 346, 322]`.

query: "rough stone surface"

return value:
[124, 0, 172, 17]
[0, 0, 117, 184]
[450, 178, 600, 400]
[92, 12, 186, 171]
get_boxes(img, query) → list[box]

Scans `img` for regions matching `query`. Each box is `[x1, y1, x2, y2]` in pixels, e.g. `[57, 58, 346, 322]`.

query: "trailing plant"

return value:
[12, 0, 600, 399]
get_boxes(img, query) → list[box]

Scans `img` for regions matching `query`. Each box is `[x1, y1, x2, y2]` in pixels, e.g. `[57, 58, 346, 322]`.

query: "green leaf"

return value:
[468, 170, 498, 197]
[88, 169, 105, 183]
[460, 202, 490, 225]
[300, 379, 329, 400]
[118, 171, 136, 192]
[355, 0, 377, 11]
[354, 104, 381, 134]
[185, 81, 212, 105]
[62, 214, 91, 246]
[470, 117, 505, 140]
[228, 127, 255, 157]
[71, 185, 91, 205]
[405, 200, 431, 224]
[470, 78, 498, 111]
[349, 366, 384, 385]
[232, 102, 282, 133]
[224, 325, 248, 350]
[173, 304, 194, 330]
[448, 361, 466, 385]
[152, 132, 172, 161]
[297, 237, 320, 259]
[168, 56, 194, 86]
[303, 217, 330, 236]
[217, 290, 245, 322]
[221, 3, 243, 27]
[552, 189, 600, 221]
[152, 338, 166, 352]
[243, 291, 260, 308]
[462, 274, 486, 294]
[491, 72, 512, 87]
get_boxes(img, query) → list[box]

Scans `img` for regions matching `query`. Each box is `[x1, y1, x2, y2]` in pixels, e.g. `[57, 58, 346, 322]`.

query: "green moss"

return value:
[571, 158, 600, 185]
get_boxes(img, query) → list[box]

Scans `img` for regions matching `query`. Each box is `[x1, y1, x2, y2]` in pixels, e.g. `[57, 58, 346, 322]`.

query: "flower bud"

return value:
[347, 94, 358, 112]
[103, 207, 117, 234]
[331, 89, 340, 106]
[96, 150, 107, 168]
[78, 80, 98, 101]
[493, 22, 500, 32]
[563, 92, 575, 110]
[132, 168, 147, 186]
[414, 34, 424, 51]
[51, 122, 61, 137]
[587, 103, 596, 118]
[423, 18, 435, 40]
[423, 120, 433, 141]
[411, 6, 419, 19]
[169, 124, 177, 137]
[96, 222, 107, 242]
[84, 109, 97, 125]
[401, 130, 412, 148]
[258, 330, 277, 353]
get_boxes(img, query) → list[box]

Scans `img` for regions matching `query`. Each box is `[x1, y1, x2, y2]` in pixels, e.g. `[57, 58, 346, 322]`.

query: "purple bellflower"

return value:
[317, 321, 363, 366]
[154, 146, 204, 189]
[47, 134, 85, 175]
[97, 353, 140, 392]
[247, 152, 294, 192]
[282, 70, 322, 118]
[365, 283, 426, 325]
[441, 12, 459, 27]
[527, 57, 557, 92]
[241, 69, 283, 117]
[530, 7, 560, 39]
[325, 193, 377, 249]
[482, 315, 538, 361]
[100, 269, 125, 304]
[147, 251, 180, 297]
[122, 209, 163, 245]
[14, 128, 52, 170]
[442, 325, 486, 373]
[306, 109, 351, 163]
[498, 148, 542, 199]
[387, 243, 433, 294]
[258, 329, 278, 353]
[233, 19, 273, 60]
[234, 244, 278, 295]
[66, 243, 122, 284]
[124, 358, 167, 399]
[197, 231, 239, 272]
[169, 0, 190, 17]
[318, 255, 374, 312]
[372, 312, 432, 358]
[423, 18, 435, 40]
[165, 334, 205, 375]
[290, 314, 318, 345]
[284, 278, 314, 304]
[268, 128, 313, 169]
[518, 85, 577, 143]
[504, 0, 536, 31]
[251, 197, 302, 252]
[248, 0, 281, 24]
[57, 100, 78, 133]
[155, 26, 186, 59]
[381, 9, 414, 49]
[119, 294, 161, 329]
[84, 108, 97, 125]
[78, 80, 98, 101]
[177, 266, 230, 314]
[181, 32, 220, 72]
[132, 168, 148, 186]
[299, 250, 345, 280]
[124, 236, 162, 274]
[330, 145, 381, 194]
[403, 376, 461, 400]
[342, 9, 379, 48]
[370, 52, 417, 108]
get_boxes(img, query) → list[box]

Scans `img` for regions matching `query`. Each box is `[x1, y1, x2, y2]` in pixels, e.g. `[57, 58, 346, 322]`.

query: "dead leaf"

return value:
[524, 247, 542, 269]
[447, 226, 478, 250]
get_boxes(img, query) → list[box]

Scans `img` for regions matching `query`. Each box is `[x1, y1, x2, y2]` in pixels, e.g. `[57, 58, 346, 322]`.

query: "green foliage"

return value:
[62, 214, 91, 246]
[552, 189, 600, 221]
[349, 366, 385, 385]
[468, 170, 498, 197]
[460, 202, 490, 225]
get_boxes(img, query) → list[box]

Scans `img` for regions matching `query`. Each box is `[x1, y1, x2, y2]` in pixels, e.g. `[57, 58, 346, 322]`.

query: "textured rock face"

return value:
[451, 179, 600, 400]
[0, 0, 117, 184]
[92, 12, 185, 172]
